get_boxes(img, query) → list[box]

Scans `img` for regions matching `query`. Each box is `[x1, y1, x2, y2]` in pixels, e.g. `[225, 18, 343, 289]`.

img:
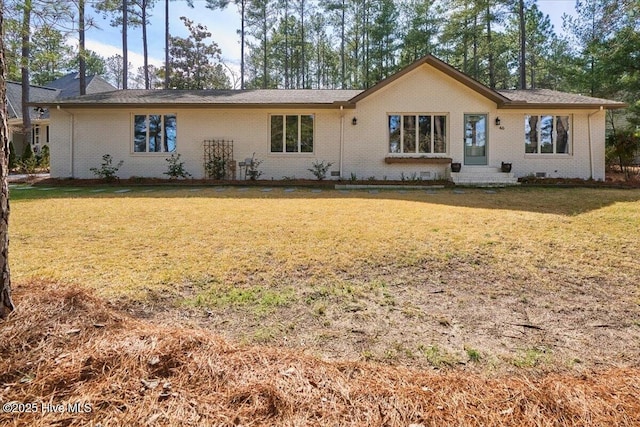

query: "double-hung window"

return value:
[525, 115, 570, 154]
[270, 114, 314, 153]
[389, 114, 447, 154]
[133, 114, 177, 153]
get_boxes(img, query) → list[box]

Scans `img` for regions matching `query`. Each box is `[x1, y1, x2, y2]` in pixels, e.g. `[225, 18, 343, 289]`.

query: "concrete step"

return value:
[450, 167, 519, 186]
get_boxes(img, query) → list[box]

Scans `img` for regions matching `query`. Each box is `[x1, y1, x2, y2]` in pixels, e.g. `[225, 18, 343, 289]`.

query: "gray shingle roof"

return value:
[497, 89, 626, 108]
[32, 86, 626, 110]
[6, 82, 59, 120]
[44, 73, 117, 98]
[36, 88, 364, 107]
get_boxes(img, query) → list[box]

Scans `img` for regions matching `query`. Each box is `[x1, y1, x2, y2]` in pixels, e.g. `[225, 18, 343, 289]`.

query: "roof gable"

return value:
[348, 55, 512, 106]
[45, 73, 117, 99]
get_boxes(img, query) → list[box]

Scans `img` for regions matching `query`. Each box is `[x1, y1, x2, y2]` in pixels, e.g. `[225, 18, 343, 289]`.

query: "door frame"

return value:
[463, 113, 488, 166]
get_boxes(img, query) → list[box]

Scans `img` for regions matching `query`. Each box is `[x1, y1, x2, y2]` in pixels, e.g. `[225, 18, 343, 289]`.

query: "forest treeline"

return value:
[3, 1, 639, 128]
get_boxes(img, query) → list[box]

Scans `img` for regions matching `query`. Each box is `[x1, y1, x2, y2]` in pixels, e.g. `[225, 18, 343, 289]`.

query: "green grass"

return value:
[10, 185, 640, 300]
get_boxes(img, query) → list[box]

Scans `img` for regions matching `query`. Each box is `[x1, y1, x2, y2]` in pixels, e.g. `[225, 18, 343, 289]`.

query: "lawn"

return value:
[9, 184, 640, 370]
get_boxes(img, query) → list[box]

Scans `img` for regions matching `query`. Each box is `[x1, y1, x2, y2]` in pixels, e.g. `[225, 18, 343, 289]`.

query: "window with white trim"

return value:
[31, 124, 49, 146]
[525, 115, 570, 154]
[389, 114, 447, 154]
[133, 114, 177, 153]
[270, 114, 314, 153]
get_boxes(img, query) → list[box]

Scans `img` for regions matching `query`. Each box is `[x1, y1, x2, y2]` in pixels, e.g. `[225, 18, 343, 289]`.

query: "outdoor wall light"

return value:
[495, 117, 501, 126]
[352, 117, 358, 126]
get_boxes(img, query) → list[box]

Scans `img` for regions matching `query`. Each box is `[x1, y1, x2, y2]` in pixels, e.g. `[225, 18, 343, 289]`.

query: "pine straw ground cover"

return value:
[1, 281, 639, 427]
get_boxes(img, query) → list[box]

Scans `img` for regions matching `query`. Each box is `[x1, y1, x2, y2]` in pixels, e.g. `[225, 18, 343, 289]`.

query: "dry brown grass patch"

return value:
[1, 281, 639, 426]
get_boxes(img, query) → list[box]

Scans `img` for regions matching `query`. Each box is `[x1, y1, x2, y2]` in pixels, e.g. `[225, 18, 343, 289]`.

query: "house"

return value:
[7, 82, 59, 157]
[32, 56, 627, 184]
[7, 73, 115, 158]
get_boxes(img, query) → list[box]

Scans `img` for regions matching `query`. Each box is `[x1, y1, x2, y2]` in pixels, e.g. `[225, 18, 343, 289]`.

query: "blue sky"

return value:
[82, 0, 578, 82]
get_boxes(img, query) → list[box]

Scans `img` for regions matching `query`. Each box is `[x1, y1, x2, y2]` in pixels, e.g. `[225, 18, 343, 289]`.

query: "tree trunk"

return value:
[165, 0, 170, 89]
[79, 0, 86, 95]
[262, 5, 267, 89]
[340, 0, 345, 89]
[142, 0, 149, 89]
[240, 0, 245, 89]
[284, 0, 289, 89]
[0, 3, 15, 320]
[486, 1, 495, 88]
[123, 0, 128, 89]
[518, 0, 526, 89]
[21, 0, 32, 147]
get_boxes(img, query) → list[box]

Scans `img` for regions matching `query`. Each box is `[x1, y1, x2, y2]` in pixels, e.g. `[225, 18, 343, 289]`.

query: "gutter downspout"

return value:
[57, 106, 75, 178]
[339, 106, 344, 179]
[587, 106, 603, 180]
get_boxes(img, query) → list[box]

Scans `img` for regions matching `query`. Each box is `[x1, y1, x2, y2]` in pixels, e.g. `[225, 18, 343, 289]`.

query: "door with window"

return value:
[464, 114, 487, 165]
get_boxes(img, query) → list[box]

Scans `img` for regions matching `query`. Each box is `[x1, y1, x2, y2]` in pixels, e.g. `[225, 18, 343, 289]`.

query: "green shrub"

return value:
[37, 145, 50, 170]
[164, 154, 192, 179]
[205, 156, 226, 180]
[8, 141, 17, 170]
[308, 160, 334, 180]
[18, 143, 37, 174]
[90, 154, 123, 182]
[606, 129, 640, 180]
[246, 155, 263, 180]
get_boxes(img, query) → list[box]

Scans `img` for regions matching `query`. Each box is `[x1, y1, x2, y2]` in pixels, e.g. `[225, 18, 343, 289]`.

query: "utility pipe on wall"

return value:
[339, 106, 344, 179]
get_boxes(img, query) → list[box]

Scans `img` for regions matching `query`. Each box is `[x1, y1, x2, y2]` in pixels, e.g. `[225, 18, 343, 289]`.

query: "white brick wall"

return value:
[51, 108, 343, 180]
[49, 64, 608, 181]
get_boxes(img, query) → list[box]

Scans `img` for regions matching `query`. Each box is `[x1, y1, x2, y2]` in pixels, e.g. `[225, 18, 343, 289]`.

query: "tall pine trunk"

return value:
[518, 0, 526, 89]
[123, 0, 128, 89]
[165, 0, 170, 89]
[240, 0, 245, 89]
[21, 0, 32, 147]
[79, 0, 86, 95]
[142, 0, 149, 89]
[0, 2, 15, 320]
[486, 1, 495, 88]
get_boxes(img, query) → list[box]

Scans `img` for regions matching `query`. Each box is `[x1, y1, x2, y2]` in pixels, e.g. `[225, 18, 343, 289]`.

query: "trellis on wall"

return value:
[203, 139, 236, 180]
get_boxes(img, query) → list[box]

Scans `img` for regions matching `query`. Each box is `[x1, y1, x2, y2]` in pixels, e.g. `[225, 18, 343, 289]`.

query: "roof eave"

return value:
[499, 102, 629, 110]
[30, 101, 356, 109]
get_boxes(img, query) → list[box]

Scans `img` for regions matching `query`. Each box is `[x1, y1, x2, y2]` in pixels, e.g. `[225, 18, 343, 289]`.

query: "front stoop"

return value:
[450, 167, 520, 187]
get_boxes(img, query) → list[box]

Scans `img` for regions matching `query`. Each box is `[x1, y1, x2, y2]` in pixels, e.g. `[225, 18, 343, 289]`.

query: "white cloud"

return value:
[84, 39, 164, 71]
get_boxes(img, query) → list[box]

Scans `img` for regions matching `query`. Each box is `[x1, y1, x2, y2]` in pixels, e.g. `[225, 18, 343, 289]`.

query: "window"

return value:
[389, 114, 447, 154]
[525, 115, 570, 154]
[133, 114, 177, 153]
[270, 114, 314, 153]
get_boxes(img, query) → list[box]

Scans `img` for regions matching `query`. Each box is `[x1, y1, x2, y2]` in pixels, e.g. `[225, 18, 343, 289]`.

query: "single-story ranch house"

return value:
[32, 55, 626, 185]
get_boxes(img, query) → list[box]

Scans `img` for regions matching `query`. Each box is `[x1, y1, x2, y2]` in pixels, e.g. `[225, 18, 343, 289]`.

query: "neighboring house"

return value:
[7, 82, 59, 157]
[7, 73, 115, 159]
[33, 56, 627, 184]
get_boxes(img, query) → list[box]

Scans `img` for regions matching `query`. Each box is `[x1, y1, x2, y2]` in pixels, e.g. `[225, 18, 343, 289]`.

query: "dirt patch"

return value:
[1, 281, 639, 426]
[123, 257, 640, 374]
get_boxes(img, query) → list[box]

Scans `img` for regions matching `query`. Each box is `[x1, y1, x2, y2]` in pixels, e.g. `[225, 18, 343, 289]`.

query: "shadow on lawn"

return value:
[11, 183, 640, 216]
